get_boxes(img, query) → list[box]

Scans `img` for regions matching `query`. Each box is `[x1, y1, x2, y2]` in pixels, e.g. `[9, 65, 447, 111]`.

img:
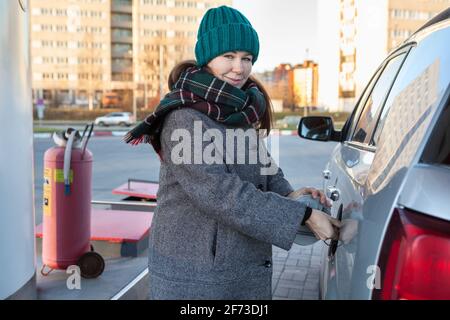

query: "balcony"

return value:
[111, 62, 132, 74]
[111, 0, 132, 14]
[111, 44, 132, 58]
[111, 13, 132, 29]
[111, 20, 132, 29]
[111, 33, 133, 44]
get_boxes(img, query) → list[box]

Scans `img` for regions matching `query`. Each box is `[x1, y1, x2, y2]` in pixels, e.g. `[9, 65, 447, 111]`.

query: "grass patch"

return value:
[33, 127, 59, 133]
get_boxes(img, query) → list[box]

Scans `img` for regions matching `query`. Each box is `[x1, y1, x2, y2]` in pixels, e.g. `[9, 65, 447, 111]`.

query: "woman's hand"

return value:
[339, 219, 359, 244]
[287, 187, 332, 207]
[305, 209, 341, 241]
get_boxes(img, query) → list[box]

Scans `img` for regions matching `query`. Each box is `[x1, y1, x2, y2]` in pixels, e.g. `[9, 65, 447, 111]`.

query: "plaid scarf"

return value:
[123, 66, 267, 154]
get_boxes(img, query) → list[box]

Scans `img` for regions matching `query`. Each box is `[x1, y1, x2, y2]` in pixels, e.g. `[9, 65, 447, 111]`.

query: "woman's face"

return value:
[206, 51, 253, 89]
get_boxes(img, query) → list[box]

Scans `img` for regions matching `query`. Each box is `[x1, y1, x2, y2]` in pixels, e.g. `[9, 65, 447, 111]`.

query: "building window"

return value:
[175, 1, 197, 8]
[43, 57, 54, 63]
[79, 73, 89, 80]
[42, 40, 53, 47]
[174, 15, 197, 23]
[92, 74, 103, 80]
[56, 25, 68, 32]
[92, 42, 103, 49]
[142, 0, 166, 5]
[40, 8, 52, 15]
[143, 14, 167, 22]
[55, 9, 67, 16]
[41, 24, 53, 31]
[56, 41, 68, 48]
[56, 57, 68, 64]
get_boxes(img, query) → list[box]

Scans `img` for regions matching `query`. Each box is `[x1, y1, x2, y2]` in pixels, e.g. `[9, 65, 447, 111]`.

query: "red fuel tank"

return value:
[42, 146, 92, 269]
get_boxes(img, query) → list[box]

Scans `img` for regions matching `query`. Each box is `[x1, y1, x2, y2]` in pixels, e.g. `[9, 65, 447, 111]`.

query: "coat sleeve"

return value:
[159, 109, 307, 250]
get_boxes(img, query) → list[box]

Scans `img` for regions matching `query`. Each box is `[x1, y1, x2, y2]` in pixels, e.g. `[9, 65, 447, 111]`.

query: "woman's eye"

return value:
[243, 57, 252, 62]
[223, 54, 234, 59]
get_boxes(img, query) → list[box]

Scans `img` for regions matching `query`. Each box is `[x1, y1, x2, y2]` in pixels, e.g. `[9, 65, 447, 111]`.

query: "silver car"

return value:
[94, 112, 135, 127]
[297, 10, 450, 299]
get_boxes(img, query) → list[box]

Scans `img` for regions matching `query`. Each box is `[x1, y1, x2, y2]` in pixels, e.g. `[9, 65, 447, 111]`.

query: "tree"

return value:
[138, 32, 193, 109]
[77, 31, 104, 110]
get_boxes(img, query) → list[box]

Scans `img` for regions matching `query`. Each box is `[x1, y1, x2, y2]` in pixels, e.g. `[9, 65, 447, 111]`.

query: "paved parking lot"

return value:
[272, 242, 323, 300]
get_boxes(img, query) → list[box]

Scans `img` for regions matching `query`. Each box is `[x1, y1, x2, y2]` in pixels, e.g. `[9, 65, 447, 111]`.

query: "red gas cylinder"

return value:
[41, 126, 104, 278]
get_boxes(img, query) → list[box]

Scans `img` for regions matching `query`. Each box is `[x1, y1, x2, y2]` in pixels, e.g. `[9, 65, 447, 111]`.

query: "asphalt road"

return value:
[33, 135, 337, 225]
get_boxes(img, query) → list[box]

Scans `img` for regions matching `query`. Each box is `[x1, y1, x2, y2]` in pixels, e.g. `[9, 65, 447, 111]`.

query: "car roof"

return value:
[411, 7, 450, 37]
[403, 8, 450, 45]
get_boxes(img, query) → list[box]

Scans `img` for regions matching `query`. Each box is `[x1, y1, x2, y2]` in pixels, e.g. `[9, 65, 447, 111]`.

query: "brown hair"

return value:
[168, 60, 273, 135]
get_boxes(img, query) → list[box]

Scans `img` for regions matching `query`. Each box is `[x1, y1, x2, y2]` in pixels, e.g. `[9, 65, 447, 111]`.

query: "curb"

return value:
[34, 130, 297, 139]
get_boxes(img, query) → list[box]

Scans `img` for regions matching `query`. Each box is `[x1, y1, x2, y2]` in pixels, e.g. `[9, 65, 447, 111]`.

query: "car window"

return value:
[372, 28, 450, 148]
[342, 66, 384, 142]
[367, 26, 450, 192]
[421, 97, 450, 167]
[351, 53, 406, 145]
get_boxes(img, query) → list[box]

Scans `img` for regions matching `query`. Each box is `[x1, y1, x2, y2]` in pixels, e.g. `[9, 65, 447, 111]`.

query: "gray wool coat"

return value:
[147, 108, 309, 300]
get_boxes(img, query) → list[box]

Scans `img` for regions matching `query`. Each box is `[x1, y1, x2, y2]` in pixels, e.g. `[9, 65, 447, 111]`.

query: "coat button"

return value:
[264, 260, 272, 268]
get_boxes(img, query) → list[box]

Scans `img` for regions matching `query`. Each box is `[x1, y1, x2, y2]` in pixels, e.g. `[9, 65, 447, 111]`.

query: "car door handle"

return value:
[322, 170, 331, 180]
[326, 186, 340, 201]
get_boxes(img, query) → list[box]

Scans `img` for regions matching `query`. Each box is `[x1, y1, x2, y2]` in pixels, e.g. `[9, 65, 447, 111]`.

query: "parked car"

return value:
[275, 115, 302, 129]
[94, 112, 135, 127]
[295, 10, 450, 300]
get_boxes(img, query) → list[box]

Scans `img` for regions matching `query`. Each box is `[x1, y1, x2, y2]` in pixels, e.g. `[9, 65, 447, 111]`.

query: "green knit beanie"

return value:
[195, 6, 259, 67]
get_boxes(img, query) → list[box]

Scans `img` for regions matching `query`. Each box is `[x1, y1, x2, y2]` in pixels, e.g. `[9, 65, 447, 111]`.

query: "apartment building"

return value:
[29, 0, 231, 109]
[317, 0, 449, 112]
[255, 64, 295, 110]
[292, 60, 318, 110]
[388, 0, 450, 51]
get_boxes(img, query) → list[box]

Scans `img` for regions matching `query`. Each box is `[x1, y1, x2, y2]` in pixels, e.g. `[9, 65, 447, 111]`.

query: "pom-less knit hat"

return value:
[195, 5, 259, 66]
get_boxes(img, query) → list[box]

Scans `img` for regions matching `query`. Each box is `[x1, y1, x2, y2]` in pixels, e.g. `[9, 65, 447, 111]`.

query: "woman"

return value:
[124, 5, 340, 300]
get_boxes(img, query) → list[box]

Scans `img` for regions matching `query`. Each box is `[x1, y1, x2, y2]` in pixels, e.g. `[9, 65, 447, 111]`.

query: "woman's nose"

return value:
[232, 60, 244, 74]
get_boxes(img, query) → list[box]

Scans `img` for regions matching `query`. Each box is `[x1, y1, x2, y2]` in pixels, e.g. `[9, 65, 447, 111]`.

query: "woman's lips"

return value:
[224, 76, 243, 85]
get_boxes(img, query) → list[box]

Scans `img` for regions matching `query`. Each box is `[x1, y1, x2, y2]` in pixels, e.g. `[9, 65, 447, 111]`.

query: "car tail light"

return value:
[373, 207, 450, 300]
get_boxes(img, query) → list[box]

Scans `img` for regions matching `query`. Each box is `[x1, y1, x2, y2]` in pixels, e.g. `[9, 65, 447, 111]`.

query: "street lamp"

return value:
[129, 49, 137, 121]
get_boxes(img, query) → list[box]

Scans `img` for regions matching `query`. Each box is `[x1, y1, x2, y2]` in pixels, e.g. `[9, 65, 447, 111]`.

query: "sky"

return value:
[232, 0, 319, 72]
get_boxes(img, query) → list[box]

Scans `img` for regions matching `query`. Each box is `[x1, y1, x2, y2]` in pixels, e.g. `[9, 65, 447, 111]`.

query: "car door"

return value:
[109, 113, 121, 125]
[115, 113, 125, 125]
[321, 48, 410, 299]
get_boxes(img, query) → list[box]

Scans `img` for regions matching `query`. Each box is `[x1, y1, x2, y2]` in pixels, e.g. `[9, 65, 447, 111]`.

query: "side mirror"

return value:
[298, 116, 341, 142]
